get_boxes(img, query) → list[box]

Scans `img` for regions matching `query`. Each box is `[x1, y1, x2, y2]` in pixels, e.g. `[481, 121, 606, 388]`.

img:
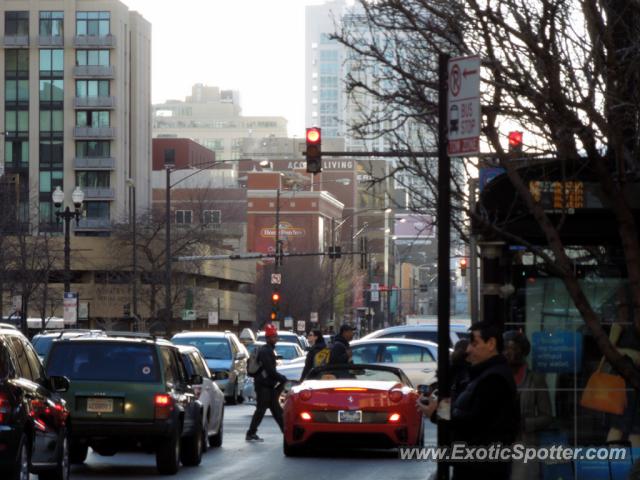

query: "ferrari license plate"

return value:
[338, 410, 362, 423]
[86, 397, 113, 413]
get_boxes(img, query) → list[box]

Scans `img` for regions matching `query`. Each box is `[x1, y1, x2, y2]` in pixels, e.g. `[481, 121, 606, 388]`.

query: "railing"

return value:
[73, 127, 115, 138]
[73, 65, 115, 78]
[37, 35, 63, 46]
[3, 35, 29, 47]
[76, 218, 111, 230]
[82, 187, 115, 200]
[74, 97, 116, 109]
[73, 157, 115, 170]
[73, 34, 115, 48]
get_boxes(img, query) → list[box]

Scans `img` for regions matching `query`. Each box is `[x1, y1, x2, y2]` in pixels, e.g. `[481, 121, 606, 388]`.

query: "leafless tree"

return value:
[333, 0, 640, 386]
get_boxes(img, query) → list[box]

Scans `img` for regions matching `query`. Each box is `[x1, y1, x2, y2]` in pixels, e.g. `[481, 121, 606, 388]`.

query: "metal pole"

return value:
[330, 217, 335, 328]
[64, 207, 71, 293]
[469, 178, 479, 323]
[131, 185, 138, 327]
[275, 187, 280, 273]
[437, 52, 451, 480]
[165, 167, 172, 330]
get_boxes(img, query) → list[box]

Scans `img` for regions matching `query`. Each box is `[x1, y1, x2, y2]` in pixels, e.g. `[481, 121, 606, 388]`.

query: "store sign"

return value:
[260, 222, 306, 238]
[532, 331, 583, 373]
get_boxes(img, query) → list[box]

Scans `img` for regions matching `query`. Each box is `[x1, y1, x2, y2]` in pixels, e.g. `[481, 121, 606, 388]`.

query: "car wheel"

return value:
[209, 409, 224, 448]
[226, 380, 239, 405]
[38, 432, 70, 480]
[180, 424, 204, 467]
[69, 438, 88, 464]
[283, 437, 305, 457]
[156, 427, 181, 475]
[5, 434, 29, 480]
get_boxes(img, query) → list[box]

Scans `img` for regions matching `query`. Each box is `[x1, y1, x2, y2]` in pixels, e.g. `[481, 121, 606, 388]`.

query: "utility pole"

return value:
[469, 178, 479, 322]
[330, 217, 336, 328]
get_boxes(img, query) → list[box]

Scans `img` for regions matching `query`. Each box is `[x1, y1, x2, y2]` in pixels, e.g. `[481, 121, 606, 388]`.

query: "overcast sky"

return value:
[123, 0, 331, 137]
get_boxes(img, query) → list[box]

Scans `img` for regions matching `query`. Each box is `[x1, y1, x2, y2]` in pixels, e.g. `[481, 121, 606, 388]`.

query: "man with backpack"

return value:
[300, 329, 329, 380]
[246, 323, 288, 442]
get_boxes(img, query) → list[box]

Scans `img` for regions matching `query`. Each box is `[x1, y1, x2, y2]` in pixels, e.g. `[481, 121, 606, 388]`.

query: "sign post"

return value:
[447, 55, 480, 157]
[63, 292, 78, 326]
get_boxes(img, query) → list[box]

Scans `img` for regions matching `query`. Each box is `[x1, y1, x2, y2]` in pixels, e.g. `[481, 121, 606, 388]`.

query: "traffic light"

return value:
[359, 236, 369, 270]
[270, 291, 280, 321]
[328, 245, 342, 259]
[460, 258, 468, 277]
[508, 131, 523, 154]
[306, 127, 322, 173]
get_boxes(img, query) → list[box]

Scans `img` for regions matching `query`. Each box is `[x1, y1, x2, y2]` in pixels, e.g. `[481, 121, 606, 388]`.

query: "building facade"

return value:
[153, 84, 288, 161]
[0, 0, 152, 235]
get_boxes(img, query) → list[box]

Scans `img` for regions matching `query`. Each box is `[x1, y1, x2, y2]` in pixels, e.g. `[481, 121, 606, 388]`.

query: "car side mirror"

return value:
[275, 354, 284, 360]
[49, 375, 70, 393]
[236, 352, 248, 361]
[190, 374, 203, 385]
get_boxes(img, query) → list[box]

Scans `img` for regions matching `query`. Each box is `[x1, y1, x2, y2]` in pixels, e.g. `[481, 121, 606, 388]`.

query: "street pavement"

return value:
[67, 403, 437, 480]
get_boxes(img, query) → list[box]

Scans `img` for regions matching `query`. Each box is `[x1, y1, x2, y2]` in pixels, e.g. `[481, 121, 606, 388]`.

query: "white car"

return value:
[256, 330, 306, 350]
[177, 345, 225, 448]
[361, 322, 470, 348]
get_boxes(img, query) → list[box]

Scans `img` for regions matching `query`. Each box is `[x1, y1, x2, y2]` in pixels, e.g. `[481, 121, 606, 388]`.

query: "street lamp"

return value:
[52, 186, 84, 293]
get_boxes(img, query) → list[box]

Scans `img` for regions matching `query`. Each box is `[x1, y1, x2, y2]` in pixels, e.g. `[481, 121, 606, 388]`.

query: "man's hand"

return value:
[416, 395, 438, 418]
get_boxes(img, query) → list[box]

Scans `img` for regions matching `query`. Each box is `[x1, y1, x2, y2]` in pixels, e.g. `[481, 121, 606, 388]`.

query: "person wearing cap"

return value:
[328, 324, 355, 365]
[246, 323, 288, 442]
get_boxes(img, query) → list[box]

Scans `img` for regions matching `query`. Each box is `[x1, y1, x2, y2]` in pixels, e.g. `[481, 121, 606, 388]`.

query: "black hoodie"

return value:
[300, 338, 327, 381]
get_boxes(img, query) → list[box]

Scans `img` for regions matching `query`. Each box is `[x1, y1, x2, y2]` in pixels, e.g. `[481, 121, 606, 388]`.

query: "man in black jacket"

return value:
[328, 324, 355, 365]
[300, 329, 327, 381]
[246, 324, 288, 442]
[419, 321, 519, 480]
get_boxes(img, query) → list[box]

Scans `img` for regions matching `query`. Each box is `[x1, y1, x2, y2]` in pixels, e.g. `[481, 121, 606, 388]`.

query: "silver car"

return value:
[361, 323, 470, 348]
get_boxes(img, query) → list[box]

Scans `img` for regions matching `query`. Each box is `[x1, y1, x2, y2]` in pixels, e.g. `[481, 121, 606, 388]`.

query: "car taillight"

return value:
[299, 389, 312, 401]
[334, 387, 368, 392]
[389, 390, 403, 403]
[388, 412, 401, 423]
[299, 411, 312, 421]
[0, 393, 9, 423]
[154, 394, 173, 420]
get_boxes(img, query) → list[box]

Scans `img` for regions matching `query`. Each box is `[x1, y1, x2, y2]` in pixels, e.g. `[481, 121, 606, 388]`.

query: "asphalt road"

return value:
[66, 403, 437, 480]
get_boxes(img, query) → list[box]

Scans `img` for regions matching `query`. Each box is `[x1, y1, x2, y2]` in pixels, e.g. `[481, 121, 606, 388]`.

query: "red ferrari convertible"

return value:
[283, 364, 424, 456]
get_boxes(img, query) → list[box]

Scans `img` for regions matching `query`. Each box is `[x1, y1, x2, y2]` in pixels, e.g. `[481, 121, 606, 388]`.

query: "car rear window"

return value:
[172, 337, 231, 360]
[257, 334, 300, 345]
[32, 336, 55, 357]
[46, 342, 160, 382]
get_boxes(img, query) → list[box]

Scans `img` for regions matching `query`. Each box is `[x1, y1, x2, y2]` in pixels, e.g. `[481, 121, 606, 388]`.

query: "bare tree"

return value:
[333, 1, 640, 386]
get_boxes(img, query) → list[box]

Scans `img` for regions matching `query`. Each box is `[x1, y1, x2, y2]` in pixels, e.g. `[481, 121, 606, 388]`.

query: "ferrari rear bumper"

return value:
[285, 421, 416, 448]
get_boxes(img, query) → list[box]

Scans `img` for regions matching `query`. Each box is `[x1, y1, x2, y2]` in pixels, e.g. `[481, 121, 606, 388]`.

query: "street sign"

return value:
[310, 312, 318, 323]
[271, 273, 282, 285]
[63, 292, 78, 325]
[370, 283, 380, 303]
[284, 316, 293, 328]
[297, 320, 306, 332]
[447, 55, 481, 157]
[208, 311, 219, 325]
[182, 309, 196, 321]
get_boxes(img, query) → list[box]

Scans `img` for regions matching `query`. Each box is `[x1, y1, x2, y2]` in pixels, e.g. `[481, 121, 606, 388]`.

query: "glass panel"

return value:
[18, 80, 28, 101]
[76, 19, 87, 36]
[40, 80, 51, 101]
[51, 111, 63, 132]
[39, 50, 51, 72]
[17, 50, 28, 73]
[51, 80, 63, 101]
[99, 19, 109, 36]
[88, 81, 98, 97]
[98, 80, 109, 97]
[39, 172, 51, 193]
[5, 80, 17, 101]
[88, 50, 98, 66]
[76, 80, 87, 97]
[5, 141, 12, 163]
[51, 50, 63, 71]
[40, 111, 51, 132]
[76, 50, 86, 66]
[76, 111, 88, 127]
[21, 141, 28, 166]
[99, 50, 109, 66]
[17, 111, 28, 132]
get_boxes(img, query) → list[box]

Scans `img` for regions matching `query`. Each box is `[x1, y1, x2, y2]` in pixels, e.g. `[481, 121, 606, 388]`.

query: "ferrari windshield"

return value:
[306, 365, 408, 384]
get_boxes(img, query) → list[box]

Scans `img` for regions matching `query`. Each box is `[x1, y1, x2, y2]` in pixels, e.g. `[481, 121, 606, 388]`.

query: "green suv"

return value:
[45, 334, 205, 475]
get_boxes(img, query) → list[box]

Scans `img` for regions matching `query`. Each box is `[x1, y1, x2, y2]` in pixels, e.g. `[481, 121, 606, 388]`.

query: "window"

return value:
[39, 11, 63, 37]
[7, 337, 32, 381]
[39, 49, 64, 76]
[5, 80, 29, 102]
[76, 80, 110, 97]
[320, 50, 339, 62]
[5, 11, 29, 36]
[76, 111, 110, 128]
[76, 171, 110, 188]
[164, 148, 175, 166]
[203, 210, 221, 225]
[39, 79, 64, 102]
[39, 171, 63, 194]
[5, 50, 29, 78]
[351, 345, 379, 364]
[40, 141, 63, 168]
[5, 111, 29, 134]
[39, 110, 64, 132]
[160, 348, 178, 386]
[76, 11, 110, 36]
[5, 140, 29, 167]
[76, 141, 110, 158]
[76, 50, 110, 67]
[379, 344, 427, 363]
[85, 201, 110, 219]
[24, 342, 45, 382]
[176, 210, 192, 225]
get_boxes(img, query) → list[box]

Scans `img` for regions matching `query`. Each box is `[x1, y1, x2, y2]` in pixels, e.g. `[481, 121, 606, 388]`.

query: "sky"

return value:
[122, 0, 330, 137]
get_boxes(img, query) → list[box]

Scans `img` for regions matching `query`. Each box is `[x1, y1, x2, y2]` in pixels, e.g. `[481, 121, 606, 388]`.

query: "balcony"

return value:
[73, 157, 115, 170]
[74, 126, 115, 139]
[73, 65, 115, 78]
[74, 97, 116, 109]
[37, 35, 63, 47]
[3, 35, 29, 47]
[73, 34, 116, 48]
[76, 218, 111, 231]
[82, 187, 115, 200]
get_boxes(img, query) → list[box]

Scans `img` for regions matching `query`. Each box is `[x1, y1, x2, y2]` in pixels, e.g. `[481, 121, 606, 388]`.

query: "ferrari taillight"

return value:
[299, 411, 313, 421]
[388, 412, 401, 423]
[389, 390, 403, 403]
[334, 387, 368, 392]
[299, 389, 312, 401]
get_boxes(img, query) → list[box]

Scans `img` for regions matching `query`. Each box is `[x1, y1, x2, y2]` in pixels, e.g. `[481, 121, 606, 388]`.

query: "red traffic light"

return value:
[271, 292, 280, 302]
[306, 127, 321, 144]
[460, 258, 467, 267]
[508, 131, 523, 152]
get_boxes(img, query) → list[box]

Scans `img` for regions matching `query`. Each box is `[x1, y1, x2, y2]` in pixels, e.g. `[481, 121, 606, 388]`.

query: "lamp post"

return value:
[126, 179, 138, 329]
[52, 186, 85, 293]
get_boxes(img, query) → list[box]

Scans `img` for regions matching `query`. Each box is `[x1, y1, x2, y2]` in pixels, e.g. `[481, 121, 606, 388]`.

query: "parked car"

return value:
[256, 330, 306, 350]
[45, 333, 205, 475]
[0, 324, 71, 480]
[171, 331, 248, 404]
[31, 329, 106, 363]
[361, 322, 470, 347]
[177, 345, 225, 448]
